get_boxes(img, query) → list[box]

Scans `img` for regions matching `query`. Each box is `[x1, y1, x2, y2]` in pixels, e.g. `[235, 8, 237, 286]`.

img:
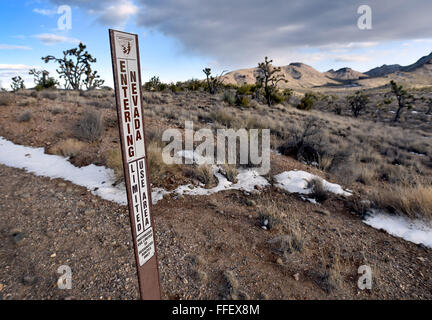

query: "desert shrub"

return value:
[258, 207, 282, 231]
[17, 111, 32, 122]
[236, 95, 250, 107]
[147, 141, 180, 186]
[220, 164, 238, 183]
[278, 118, 325, 164]
[51, 138, 86, 158]
[41, 90, 59, 100]
[297, 93, 317, 110]
[236, 84, 255, 95]
[183, 78, 203, 91]
[0, 93, 14, 106]
[307, 178, 330, 203]
[356, 165, 376, 185]
[222, 91, 236, 105]
[322, 254, 343, 293]
[192, 164, 217, 186]
[74, 110, 104, 142]
[106, 148, 124, 180]
[210, 109, 236, 127]
[318, 154, 333, 171]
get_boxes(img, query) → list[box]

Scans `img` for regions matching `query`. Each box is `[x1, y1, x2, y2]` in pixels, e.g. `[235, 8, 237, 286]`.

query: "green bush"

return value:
[297, 93, 317, 110]
[223, 91, 236, 105]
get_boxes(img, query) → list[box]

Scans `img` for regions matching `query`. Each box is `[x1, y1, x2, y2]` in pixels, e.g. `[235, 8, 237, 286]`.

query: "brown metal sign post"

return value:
[109, 29, 161, 300]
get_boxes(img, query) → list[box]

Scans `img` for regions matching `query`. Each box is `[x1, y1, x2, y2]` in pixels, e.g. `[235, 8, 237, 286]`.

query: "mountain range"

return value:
[222, 51, 432, 90]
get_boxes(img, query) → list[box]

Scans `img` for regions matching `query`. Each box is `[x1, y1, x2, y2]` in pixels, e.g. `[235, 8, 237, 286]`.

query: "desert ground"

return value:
[0, 51, 432, 300]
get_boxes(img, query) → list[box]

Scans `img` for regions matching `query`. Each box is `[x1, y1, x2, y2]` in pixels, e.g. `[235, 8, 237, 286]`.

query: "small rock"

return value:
[85, 209, 96, 216]
[22, 275, 37, 285]
[50, 253, 57, 258]
[293, 273, 300, 281]
[10, 229, 25, 243]
[261, 226, 267, 230]
[276, 258, 283, 265]
[58, 182, 67, 187]
[77, 201, 86, 207]
[417, 257, 425, 262]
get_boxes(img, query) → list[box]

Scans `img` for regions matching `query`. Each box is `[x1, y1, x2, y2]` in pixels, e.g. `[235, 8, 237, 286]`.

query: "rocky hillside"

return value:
[222, 51, 432, 90]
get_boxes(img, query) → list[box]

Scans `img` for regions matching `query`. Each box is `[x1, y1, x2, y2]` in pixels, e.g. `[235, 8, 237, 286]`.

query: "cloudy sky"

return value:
[1, 0, 432, 89]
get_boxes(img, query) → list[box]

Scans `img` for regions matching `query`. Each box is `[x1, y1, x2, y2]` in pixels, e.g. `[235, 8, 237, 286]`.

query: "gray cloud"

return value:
[47, 1, 432, 67]
[48, 0, 137, 27]
[134, 0, 432, 66]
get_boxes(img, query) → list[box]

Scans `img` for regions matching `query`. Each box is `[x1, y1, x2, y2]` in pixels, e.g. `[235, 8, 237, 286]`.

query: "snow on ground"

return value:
[1, 136, 431, 248]
[364, 210, 432, 248]
[274, 170, 352, 196]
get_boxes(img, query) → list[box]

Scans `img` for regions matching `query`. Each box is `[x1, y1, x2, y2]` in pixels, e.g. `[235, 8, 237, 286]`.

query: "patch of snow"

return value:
[364, 210, 432, 248]
[410, 152, 426, 156]
[175, 168, 269, 196]
[0, 136, 164, 205]
[274, 170, 351, 197]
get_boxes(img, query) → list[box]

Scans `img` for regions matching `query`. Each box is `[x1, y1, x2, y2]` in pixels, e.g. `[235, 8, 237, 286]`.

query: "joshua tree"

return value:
[42, 42, 104, 90]
[10, 76, 25, 92]
[388, 80, 415, 122]
[256, 57, 287, 107]
[202, 68, 227, 94]
[347, 91, 369, 117]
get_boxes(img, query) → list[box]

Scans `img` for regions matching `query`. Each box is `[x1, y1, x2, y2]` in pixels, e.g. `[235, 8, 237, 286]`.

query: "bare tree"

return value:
[256, 57, 287, 107]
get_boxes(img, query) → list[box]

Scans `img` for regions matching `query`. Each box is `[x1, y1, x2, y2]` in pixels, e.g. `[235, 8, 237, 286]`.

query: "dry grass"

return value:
[220, 164, 238, 183]
[307, 178, 330, 203]
[50, 138, 86, 158]
[373, 184, 432, 221]
[0, 93, 14, 106]
[147, 141, 180, 186]
[105, 147, 124, 180]
[74, 110, 104, 142]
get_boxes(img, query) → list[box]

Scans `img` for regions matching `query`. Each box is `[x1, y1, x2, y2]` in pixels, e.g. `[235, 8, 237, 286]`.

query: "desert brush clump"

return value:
[220, 164, 238, 183]
[0, 93, 14, 106]
[372, 183, 432, 221]
[73, 110, 104, 142]
[307, 178, 330, 203]
[17, 111, 32, 122]
[105, 147, 124, 181]
[50, 138, 86, 158]
[297, 92, 318, 111]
